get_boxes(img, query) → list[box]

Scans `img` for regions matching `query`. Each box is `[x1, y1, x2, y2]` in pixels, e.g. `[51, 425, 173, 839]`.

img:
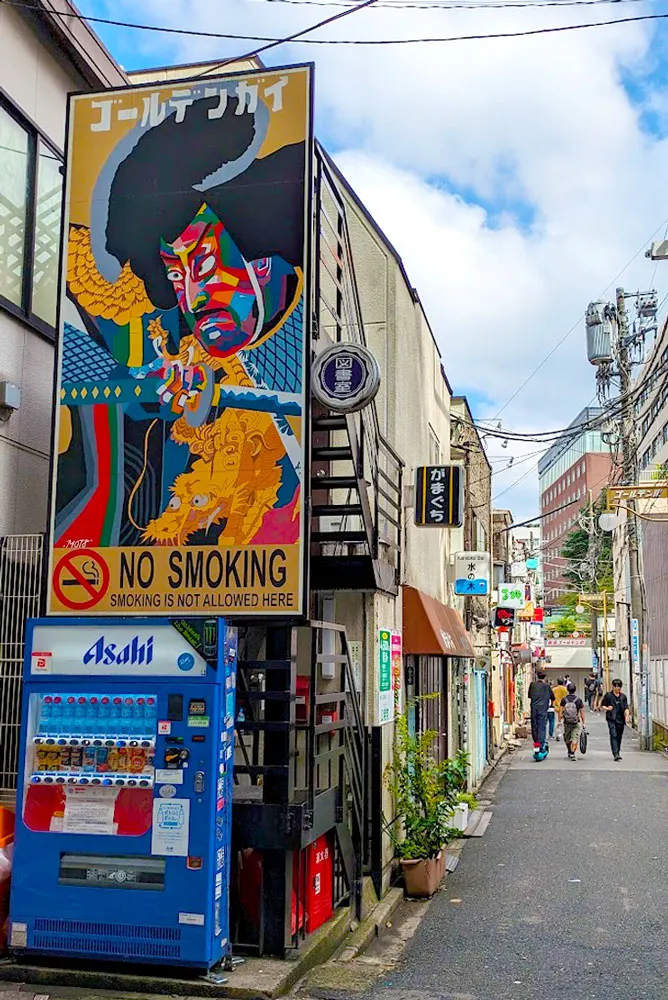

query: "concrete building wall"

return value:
[450, 397, 492, 657]
[637, 319, 668, 477]
[342, 192, 453, 605]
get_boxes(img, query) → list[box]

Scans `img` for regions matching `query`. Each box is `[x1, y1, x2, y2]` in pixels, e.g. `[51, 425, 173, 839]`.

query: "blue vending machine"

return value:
[9, 616, 236, 970]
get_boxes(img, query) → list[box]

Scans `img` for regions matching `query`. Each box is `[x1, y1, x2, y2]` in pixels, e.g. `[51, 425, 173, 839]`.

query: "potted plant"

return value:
[385, 708, 468, 897]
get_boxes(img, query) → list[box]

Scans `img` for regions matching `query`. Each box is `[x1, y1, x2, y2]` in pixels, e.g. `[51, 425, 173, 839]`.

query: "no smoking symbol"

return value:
[53, 549, 110, 611]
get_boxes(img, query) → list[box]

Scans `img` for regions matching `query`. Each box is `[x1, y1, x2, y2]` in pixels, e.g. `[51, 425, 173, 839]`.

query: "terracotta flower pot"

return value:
[400, 851, 443, 898]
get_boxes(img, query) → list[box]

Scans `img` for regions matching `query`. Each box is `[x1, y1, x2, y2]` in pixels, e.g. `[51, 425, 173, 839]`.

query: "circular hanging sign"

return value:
[311, 344, 380, 413]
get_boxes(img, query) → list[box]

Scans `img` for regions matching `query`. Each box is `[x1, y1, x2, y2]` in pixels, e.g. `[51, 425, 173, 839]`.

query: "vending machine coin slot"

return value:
[164, 747, 182, 770]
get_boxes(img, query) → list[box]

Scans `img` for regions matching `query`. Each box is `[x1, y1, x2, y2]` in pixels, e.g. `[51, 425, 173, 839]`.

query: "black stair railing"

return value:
[312, 146, 403, 588]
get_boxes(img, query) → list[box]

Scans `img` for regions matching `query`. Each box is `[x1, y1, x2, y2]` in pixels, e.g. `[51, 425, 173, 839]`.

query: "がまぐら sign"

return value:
[415, 466, 464, 527]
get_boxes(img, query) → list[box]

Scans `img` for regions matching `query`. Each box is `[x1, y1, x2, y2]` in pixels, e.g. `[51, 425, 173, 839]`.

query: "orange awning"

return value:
[403, 586, 475, 658]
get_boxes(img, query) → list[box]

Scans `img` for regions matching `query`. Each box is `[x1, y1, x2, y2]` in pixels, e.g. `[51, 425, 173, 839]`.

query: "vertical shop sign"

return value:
[631, 618, 640, 674]
[414, 466, 464, 527]
[378, 630, 393, 724]
[378, 629, 401, 724]
[391, 631, 402, 718]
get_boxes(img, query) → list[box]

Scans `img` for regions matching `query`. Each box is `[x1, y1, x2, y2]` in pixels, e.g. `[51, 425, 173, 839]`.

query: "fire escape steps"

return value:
[311, 476, 359, 490]
[311, 504, 363, 518]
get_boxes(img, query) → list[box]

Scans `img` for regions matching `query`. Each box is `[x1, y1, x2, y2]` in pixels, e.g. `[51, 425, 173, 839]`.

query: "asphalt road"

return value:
[371, 713, 668, 1000]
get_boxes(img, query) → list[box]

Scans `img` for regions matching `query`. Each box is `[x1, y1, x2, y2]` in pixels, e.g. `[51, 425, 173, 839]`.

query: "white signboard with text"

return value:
[29, 623, 207, 677]
[454, 552, 491, 596]
[498, 583, 524, 609]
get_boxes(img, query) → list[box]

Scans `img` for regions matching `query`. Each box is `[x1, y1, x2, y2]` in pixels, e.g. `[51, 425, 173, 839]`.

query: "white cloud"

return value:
[92, 0, 668, 515]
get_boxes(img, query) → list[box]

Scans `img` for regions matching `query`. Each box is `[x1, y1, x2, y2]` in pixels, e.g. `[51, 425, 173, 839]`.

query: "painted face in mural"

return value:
[160, 203, 279, 358]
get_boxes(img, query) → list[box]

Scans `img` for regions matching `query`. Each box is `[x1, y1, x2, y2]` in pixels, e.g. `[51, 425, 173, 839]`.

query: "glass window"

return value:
[0, 99, 62, 333]
[0, 103, 29, 307]
[32, 141, 63, 326]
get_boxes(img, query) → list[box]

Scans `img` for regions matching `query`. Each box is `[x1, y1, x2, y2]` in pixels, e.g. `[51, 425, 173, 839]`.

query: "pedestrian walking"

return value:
[547, 699, 557, 740]
[585, 672, 597, 710]
[528, 668, 554, 761]
[551, 677, 568, 741]
[601, 679, 630, 761]
[560, 682, 585, 761]
[594, 674, 604, 712]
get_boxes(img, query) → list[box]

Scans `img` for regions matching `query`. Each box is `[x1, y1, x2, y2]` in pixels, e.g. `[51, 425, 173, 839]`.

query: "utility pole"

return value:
[585, 290, 654, 749]
[615, 289, 650, 749]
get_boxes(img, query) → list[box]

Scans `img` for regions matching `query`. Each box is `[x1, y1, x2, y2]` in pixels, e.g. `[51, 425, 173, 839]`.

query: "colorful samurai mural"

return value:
[48, 67, 312, 615]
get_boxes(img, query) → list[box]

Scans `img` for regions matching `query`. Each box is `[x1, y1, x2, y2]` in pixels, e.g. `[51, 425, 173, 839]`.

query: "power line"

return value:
[255, 0, 649, 9]
[5, 0, 668, 46]
[462, 354, 668, 445]
[491, 213, 668, 420]
[192, 0, 381, 74]
[494, 495, 582, 533]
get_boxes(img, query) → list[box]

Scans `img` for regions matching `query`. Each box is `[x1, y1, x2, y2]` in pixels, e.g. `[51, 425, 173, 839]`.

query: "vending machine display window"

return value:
[23, 691, 158, 836]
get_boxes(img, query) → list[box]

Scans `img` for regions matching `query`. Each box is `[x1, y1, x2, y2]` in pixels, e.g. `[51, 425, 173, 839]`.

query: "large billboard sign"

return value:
[48, 66, 313, 616]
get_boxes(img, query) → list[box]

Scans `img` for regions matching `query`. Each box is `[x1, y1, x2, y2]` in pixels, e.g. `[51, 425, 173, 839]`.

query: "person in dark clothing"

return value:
[528, 668, 554, 759]
[601, 679, 630, 760]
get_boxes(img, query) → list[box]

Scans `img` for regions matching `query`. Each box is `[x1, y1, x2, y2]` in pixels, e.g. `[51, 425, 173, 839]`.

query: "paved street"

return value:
[368, 713, 668, 1000]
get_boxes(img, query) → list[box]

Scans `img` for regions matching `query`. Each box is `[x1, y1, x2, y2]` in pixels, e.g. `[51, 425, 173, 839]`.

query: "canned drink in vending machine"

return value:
[203, 619, 218, 660]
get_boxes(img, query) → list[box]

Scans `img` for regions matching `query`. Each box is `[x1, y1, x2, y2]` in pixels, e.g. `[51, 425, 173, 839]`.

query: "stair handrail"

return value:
[315, 146, 403, 567]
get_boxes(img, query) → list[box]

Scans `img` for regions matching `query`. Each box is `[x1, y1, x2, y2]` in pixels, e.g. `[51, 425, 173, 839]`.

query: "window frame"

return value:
[0, 90, 63, 342]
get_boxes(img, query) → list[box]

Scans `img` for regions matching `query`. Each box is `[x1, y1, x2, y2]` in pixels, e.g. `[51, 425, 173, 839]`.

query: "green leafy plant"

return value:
[456, 791, 478, 810]
[385, 707, 469, 860]
[652, 732, 668, 752]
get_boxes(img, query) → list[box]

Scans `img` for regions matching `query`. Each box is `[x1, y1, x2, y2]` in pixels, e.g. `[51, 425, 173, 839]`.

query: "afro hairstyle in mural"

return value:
[103, 91, 306, 342]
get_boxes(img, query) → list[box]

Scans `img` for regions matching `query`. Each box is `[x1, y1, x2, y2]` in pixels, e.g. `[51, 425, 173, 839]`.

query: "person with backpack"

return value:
[601, 679, 630, 761]
[585, 672, 598, 710]
[560, 682, 585, 761]
[552, 677, 568, 741]
[528, 668, 555, 761]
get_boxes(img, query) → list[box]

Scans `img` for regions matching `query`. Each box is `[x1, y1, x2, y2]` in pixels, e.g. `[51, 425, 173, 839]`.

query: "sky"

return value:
[77, 0, 668, 519]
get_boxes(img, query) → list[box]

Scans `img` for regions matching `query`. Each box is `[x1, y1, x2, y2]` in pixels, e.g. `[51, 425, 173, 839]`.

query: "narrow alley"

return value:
[320, 715, 668, 1000]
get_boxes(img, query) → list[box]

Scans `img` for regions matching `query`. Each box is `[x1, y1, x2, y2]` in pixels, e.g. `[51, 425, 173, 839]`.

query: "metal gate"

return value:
[0, 534, 44, 799]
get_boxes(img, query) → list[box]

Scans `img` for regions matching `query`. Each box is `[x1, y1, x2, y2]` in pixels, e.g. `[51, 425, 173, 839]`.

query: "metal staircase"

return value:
[310, 147, 403, 595]
[231, 620, 366, 955]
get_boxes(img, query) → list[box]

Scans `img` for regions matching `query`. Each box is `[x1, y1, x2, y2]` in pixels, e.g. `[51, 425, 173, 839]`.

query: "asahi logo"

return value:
[83, 635, 155, 667]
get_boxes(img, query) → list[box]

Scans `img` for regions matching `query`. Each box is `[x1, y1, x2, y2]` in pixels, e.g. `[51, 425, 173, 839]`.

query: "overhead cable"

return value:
[491, 213, 668, 419]
[256, 0, 649, 9]
[458, 356, 668, 444]
[4, 0, 668, 46]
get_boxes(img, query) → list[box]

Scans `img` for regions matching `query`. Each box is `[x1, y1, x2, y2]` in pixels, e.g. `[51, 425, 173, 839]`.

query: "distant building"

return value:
[538, 406, 612, 604]
[492, 509, 513, 591]
[636, 317, 668, 479]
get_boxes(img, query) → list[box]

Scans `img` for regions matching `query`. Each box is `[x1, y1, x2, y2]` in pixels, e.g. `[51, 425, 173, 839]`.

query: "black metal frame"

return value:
[0, 89, 63, 343]
[231, 620, 365, 957]
[310, 147, 404, 596]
